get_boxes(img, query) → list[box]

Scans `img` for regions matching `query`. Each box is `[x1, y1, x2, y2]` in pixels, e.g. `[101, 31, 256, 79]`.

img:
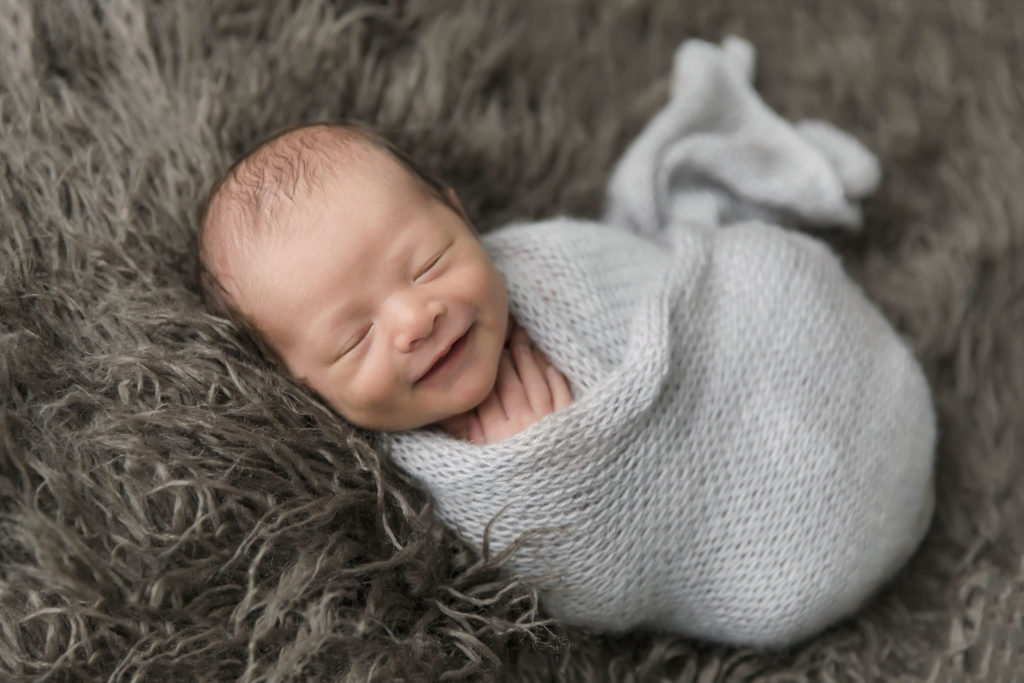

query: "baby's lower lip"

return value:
[418, 326, 472, 384]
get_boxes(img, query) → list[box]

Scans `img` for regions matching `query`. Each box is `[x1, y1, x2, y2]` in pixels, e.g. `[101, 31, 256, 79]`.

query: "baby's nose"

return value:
[390, 297, 444, 352]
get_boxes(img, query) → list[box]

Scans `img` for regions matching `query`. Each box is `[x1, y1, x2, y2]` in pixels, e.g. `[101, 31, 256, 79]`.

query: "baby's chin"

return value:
[420, 361, 499, 427]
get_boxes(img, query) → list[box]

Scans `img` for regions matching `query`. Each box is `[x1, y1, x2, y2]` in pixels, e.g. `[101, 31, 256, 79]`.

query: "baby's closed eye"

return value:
[337, 324, 372, 360]
[414, 242, 452, 282]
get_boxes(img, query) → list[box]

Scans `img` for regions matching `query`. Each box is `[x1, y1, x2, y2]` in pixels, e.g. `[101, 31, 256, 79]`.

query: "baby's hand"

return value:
[437, 324, 571, 444]
[474, 325, 572, 443]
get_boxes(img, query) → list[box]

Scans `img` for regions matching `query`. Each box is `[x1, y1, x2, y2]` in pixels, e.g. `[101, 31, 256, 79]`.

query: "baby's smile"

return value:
[416, 323, 474, 385]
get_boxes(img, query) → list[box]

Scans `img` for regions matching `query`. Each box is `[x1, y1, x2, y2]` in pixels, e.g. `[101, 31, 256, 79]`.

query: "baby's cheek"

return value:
[340, 360, 384, 399]
[461, 363, 498, 410]
[459, 264, 501, 313]
[465, 261, 494, 290]
[338, 361, 406, 420]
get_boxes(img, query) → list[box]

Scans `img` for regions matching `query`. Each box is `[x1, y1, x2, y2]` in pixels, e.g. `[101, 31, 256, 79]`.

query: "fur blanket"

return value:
[2, 1, 1022, 680]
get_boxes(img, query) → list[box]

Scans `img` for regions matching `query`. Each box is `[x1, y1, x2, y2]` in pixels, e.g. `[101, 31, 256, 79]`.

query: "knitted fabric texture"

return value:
[386, 38, 936, 647]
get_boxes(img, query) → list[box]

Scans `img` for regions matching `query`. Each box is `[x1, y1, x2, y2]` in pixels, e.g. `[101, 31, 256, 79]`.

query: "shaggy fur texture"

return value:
[1, 0, 1021, 680]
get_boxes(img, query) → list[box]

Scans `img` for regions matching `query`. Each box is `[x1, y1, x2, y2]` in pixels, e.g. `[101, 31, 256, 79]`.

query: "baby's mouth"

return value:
[417, 326, 472, 384]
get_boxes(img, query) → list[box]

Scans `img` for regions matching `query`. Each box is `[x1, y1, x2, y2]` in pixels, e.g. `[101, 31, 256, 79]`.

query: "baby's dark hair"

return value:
[195, 120, 451, 367]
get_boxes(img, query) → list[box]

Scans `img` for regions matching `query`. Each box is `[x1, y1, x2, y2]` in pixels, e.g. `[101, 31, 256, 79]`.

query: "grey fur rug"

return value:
[2, 1, 1022, 680]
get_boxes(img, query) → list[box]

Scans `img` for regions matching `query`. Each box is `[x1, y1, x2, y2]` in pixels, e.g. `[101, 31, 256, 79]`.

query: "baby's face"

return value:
[229, 141, 509, 430]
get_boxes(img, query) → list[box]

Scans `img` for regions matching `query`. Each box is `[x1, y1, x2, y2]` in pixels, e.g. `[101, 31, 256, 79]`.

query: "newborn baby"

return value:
[199, 120, 570, 444]
[198, 38, 936, 647]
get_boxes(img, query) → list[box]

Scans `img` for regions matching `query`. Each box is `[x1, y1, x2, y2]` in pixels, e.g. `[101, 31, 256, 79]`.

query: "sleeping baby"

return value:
[197, 38, 936, 647]
[198, 119, 570, 445]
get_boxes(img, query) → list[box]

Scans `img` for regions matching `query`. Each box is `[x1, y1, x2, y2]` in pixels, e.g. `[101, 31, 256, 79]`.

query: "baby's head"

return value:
[198, 123, 509, 430]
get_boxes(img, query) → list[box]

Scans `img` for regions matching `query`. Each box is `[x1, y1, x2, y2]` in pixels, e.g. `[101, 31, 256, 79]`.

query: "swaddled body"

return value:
[388, 217, 934, 646]
[386, 38, 935, 646]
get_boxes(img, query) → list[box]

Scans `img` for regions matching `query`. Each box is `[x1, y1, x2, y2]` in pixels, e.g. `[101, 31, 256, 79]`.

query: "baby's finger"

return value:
[512, 327, 552, 414]
[494, 348, 527, 416]
[531, 344, 553, 370]
[467, 411, 485, 445]
[547, 365, 572, 411]
[477, 353, 514, 426]
[476, 383, 505, 428]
